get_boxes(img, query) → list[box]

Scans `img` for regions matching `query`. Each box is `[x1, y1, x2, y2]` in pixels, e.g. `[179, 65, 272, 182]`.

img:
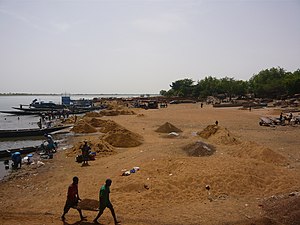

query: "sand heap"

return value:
[61, 115, 78, 124]
[182, 141, 216, 157]
[66, 139, 115, 157]
[228, 141, 287, 165]
[99, 109, 136, 116]
[262, 192, 300, 225]
[70, 120, 97, 133]
[103, 127, 143, 147]
[155, 122, 182, 133]
[198, 125, 240, 145]
[197, 124, 219, 138]
[88, 118, 122, 133]
[84, 111, 102, 117]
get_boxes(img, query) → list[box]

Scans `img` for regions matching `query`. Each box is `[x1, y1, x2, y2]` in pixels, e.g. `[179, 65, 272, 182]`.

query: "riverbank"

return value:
[0, 103, 299, 225]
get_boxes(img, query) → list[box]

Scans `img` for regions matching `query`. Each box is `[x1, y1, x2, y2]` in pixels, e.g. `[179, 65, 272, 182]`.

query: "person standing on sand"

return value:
[93, 179, 120, 224]
[61, 176, 86, 221]
[81, 140, 91, 165]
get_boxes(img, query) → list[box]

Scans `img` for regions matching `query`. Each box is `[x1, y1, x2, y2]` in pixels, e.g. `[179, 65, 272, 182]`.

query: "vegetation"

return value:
[160, 67, 300, 99]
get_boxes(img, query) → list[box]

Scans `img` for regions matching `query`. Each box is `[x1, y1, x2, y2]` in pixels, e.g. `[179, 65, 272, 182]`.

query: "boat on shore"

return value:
[0, 125, 71, 138]
[0, 146, 40, 158]
[0, 110, 41, 116]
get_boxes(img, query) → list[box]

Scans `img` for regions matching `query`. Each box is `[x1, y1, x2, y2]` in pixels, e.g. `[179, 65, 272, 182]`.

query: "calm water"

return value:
[0, 94, 151, 179]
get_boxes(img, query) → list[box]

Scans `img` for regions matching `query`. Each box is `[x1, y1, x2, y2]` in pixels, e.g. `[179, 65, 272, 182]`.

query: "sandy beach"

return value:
[0, 103, 299, 225]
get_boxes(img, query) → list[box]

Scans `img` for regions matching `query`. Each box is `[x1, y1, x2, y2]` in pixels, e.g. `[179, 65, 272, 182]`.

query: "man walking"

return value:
[93, 179, 120, 224]
[61, 176, 86, 221]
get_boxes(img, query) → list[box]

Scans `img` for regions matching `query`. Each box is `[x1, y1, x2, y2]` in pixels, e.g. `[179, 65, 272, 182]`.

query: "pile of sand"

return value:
[61, 115, 78, 124]
[70, 120, 97, 133]
[198, 125, 240, 145]
[155, 122, 182, 133]
[262, 192, 300, 225]
[88, 118, 122, 133]
[197, 124, 219, 139]
[182, 141, 216, 157]
[103, 128, 143, 147]
[99, 109, 136, 116]
[66, 139, 115, 157]
[84, 111, 102, 117]
[228, 141, 287, 165]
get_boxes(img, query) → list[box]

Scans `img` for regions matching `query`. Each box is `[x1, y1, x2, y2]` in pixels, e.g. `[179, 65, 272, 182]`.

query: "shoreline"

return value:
[0, 103, 299, 225]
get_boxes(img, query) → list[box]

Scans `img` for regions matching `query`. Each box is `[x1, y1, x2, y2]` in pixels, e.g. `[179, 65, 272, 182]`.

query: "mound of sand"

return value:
[155, 122, 182, 133]
[228, 141, 287, 165]
[70, 120, 97, 133]
[197, 125, 219, 139]
[66, 139, 115, 157]
[99, 109, 136, 116]
[103, 128, 143, 147]
[88, 118, 122, 133]
[84, 111, 102, 117]
[198, 125, 240, 145]
[262, 192, 300, 225]
[182, 141, 216, 157]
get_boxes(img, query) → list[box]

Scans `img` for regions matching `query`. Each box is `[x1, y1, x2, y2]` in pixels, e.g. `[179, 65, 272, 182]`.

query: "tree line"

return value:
[159, 67, 300, 100]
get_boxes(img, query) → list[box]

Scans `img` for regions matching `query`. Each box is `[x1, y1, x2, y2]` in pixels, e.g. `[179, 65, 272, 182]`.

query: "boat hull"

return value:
[0, 125, 71, 139]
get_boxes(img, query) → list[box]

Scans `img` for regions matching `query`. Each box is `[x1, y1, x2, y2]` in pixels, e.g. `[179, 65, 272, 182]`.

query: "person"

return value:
[93, 179, 120, 224]
[44, 133, 56, 153]
[279, 112, 283, 121]
[215, 120, 219, 126]
[11, 152, 22, 169]
[61, 176, 86, 221]
[80, 141, 91, 165]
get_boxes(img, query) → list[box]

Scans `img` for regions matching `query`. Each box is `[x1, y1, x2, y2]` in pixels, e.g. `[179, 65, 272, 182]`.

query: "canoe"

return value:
[0, 146, 40, 158]
[0, 110, 41, 116]
[0, 125, 71, 138]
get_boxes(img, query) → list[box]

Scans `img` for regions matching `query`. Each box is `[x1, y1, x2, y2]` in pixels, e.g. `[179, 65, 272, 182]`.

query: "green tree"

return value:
[169, 78, 194, 97]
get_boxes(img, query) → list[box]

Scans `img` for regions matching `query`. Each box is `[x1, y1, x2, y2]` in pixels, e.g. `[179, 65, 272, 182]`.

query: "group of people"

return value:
[62, 177, 120, 224]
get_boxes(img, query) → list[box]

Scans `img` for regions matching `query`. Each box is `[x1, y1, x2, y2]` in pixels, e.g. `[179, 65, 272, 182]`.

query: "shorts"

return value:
[63, 199, 79, 213]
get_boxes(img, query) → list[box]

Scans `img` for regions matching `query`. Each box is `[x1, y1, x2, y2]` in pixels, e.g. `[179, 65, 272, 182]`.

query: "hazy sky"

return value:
[0, 0, 299, 94]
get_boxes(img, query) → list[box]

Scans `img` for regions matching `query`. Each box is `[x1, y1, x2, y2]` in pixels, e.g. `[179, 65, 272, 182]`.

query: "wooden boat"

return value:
[0, 146, 40, 158]
[0, 110, 41, 116]
[0, 125, 71, 138]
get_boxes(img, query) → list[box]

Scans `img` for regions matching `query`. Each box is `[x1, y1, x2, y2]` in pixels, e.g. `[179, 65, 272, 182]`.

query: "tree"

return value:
[169, 78, 194, 97]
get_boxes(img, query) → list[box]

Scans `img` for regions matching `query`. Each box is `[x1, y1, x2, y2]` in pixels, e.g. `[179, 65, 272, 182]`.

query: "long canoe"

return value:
[0, 110, 41, 116]
[0, 125, 71, 138]
[0, 146, 40, 158]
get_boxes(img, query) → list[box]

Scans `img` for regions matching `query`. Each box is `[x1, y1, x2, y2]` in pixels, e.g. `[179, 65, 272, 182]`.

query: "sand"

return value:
[0, 103, 300, 225]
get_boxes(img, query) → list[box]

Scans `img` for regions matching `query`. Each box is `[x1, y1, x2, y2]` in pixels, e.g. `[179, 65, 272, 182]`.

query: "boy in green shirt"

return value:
[93, 179, 120, 224]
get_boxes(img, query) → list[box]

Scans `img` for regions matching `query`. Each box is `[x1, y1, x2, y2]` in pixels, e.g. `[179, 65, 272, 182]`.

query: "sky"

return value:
[0, 0, 299, 94]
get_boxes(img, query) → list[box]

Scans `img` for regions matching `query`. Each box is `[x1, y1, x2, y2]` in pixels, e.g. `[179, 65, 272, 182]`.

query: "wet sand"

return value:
[0, 103, 299, 225]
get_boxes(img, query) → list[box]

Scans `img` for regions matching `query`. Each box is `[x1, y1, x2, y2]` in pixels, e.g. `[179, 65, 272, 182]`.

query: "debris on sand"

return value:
[104, 128, 143, 147]
[155, 122, 182, 133]
[182, 141, 216, 157]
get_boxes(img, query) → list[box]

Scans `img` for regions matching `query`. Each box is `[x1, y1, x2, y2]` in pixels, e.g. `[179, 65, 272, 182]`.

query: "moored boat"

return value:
[0, 146, 40, 158]
[0, 125, 71, 138]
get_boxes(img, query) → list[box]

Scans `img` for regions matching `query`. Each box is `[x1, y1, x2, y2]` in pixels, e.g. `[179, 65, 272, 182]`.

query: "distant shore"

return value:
[0, 93, 158, 96]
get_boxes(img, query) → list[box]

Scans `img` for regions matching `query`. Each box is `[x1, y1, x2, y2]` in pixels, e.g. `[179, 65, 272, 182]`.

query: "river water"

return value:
[0, 94, 144, 179]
